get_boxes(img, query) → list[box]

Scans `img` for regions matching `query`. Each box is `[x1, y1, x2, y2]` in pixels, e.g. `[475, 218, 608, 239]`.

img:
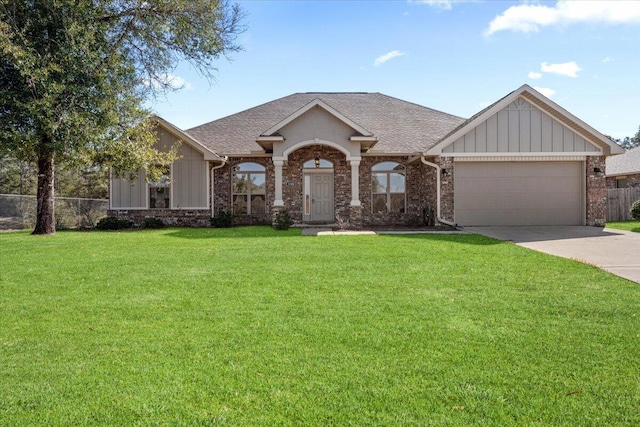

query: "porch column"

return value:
[350, 160, 361, 206]
[273, 160, 284, 206]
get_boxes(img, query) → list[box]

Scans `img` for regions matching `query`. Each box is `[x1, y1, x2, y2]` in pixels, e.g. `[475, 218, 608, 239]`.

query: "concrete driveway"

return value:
[464, 226, 640, 284]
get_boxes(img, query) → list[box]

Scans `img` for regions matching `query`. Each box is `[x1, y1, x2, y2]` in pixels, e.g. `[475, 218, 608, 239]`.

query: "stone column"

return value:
[273, 160, 284, 207]
[350, 160, 361, 207]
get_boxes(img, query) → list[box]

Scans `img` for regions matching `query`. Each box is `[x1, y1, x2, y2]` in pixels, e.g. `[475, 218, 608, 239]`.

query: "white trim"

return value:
[262, 99, 373, 137]
[426, 85, 625, 156]
[277, 138, 361, 162]
[169, 163, 174, 209]
[256, 136, 284, 142]
[452, 154, 589, 162]
[350, 136, 377, 142]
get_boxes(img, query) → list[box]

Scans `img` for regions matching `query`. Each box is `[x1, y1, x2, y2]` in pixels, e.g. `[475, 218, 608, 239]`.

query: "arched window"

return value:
[232, 162, 266, 214]
[303, 158, 333, 169]
[372, 162, 405, 213]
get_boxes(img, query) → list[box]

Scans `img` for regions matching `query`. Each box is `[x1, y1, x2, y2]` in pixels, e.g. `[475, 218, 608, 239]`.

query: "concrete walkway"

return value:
[300, 227, 461, 236]
[464, 226, 640, 284]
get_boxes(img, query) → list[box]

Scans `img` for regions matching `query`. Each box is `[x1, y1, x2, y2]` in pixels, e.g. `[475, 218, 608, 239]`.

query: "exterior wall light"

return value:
[315, 157, 320, 168]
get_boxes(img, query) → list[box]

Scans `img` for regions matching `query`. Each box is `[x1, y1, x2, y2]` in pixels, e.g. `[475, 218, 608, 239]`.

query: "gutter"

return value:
[210, 156, 228, 216]
[420, 156, 457, 227]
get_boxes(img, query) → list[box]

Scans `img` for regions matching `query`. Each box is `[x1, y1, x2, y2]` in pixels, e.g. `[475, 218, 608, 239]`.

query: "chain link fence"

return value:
[0, 194, 108, 231]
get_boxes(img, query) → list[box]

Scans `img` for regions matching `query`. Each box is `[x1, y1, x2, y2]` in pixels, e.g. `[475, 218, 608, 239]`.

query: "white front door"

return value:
[304, 172, 334, 222]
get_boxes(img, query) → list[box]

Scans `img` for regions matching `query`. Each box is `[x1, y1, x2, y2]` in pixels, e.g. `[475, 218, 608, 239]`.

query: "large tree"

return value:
[0, 0, 244, 234]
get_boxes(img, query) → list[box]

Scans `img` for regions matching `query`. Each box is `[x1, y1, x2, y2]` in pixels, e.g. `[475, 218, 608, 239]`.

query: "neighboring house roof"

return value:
[186, 92, 465, 155]
[426, 84, 625, 156]
[606, 146, 640, 176]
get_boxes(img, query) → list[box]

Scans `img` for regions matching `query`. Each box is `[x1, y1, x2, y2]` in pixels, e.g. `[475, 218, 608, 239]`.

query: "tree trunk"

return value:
[32, 153, 56, 235]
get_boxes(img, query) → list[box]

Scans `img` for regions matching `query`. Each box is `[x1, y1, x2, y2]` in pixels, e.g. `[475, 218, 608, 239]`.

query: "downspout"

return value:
[210, 156, 228, 216]
[421, 156, 457, 227]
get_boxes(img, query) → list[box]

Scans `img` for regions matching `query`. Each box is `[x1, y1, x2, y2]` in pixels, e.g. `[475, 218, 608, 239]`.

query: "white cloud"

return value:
[602, 56, 614, 63]
[485, 1, 640, 36]
[533, 87, 556, 98]
[414, 0, 453, 10]
[541, 61, 582, 78]
[143, 73, 192, 90]
[373, 50, 406, 67]
[528, 71, 543, 79]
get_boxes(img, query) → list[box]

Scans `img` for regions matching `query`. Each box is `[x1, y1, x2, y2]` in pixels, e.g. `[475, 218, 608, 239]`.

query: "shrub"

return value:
[274, 210, 294, 230]
[211, 211, 233, 228]
[96, 217, 133, 230]
[631, 200, 640, 221]
[143, 217, 165, 229]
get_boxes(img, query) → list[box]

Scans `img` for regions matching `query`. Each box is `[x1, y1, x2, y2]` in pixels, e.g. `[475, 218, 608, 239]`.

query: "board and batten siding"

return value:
[110, 127, 209, 210]
[110, 169, 147, 209]
[444, 98, 601, 154]
[172, 142, 208, 209]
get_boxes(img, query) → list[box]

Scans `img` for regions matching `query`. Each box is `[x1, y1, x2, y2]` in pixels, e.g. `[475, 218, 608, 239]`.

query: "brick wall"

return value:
[360, 156, 434, 227]
[586, 156, 607, 226]
[212, 158, 273, 226]
[108, 209, 210, 227]
[606, 173, 640, 189]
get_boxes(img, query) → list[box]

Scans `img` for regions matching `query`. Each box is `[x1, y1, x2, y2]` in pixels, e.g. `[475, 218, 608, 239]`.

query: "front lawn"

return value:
[606, 220, 640, 233]
[1, 227, 638, 426]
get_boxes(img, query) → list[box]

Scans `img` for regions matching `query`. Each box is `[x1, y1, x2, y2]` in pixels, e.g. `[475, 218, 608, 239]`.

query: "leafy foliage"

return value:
[210, 210, 234, 228]
[631, 200, 640, 221]
[95, 216, 133, 230]
[0, 1, 245, 233]
[274, 209, 294, 230]
[606, 125, 640, 149]
[143, 217, 165, 229]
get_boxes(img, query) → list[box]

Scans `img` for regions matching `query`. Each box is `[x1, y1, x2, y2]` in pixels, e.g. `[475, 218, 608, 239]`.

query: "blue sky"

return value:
[150, 0, 640, 139]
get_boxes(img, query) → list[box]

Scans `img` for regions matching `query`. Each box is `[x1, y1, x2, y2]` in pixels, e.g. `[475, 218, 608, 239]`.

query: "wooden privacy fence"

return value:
[607, 187, 640, 222]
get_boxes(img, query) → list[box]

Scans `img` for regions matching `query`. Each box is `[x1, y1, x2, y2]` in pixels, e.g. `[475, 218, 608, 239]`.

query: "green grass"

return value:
[1, 227, 639, 426]
[606, 220, 640, 233]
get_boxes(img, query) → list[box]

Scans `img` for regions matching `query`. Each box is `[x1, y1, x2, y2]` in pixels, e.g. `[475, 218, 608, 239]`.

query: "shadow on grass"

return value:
[165, 226, 301, 239]
[378, 233, 502, 245]
[164, 226, 508, 245]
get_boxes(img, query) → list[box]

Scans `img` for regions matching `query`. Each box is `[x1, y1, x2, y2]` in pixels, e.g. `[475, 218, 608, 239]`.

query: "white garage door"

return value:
[454, 161, 583, 226]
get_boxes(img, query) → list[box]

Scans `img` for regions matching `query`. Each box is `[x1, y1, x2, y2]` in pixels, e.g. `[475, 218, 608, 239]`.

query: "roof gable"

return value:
[185, 93, 465, 155]
[154, 116, 222, 161]
[261, 98, 373, 137]
[427, 85, 625, 156]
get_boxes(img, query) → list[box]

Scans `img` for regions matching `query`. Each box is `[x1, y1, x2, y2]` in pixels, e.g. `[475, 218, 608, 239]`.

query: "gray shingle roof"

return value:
[186, 92, 465, 155]
[606, 146, 640, 176]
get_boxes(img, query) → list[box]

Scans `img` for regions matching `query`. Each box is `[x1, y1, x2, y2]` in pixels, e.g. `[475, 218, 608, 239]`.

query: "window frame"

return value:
[149, 165, 171, 209]
[232, 162, 267, 215]
[371, 161, 406, 214]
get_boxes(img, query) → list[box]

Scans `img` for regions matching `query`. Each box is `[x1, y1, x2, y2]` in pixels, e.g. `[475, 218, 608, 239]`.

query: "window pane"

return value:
[389, 173, 405, 192]
[150, 186, 170, 209]
[250, 173, 266, 194]
[233, 173, 248, 194]
[372, 194, 387, 213]
[390, 193, 405, 213]
[251, 195, 266, 214]
[233, 195, 248, 214]
[372, 173, 387, 193]
[234, 162, 265, 172]
[372, 161, 402, 171]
